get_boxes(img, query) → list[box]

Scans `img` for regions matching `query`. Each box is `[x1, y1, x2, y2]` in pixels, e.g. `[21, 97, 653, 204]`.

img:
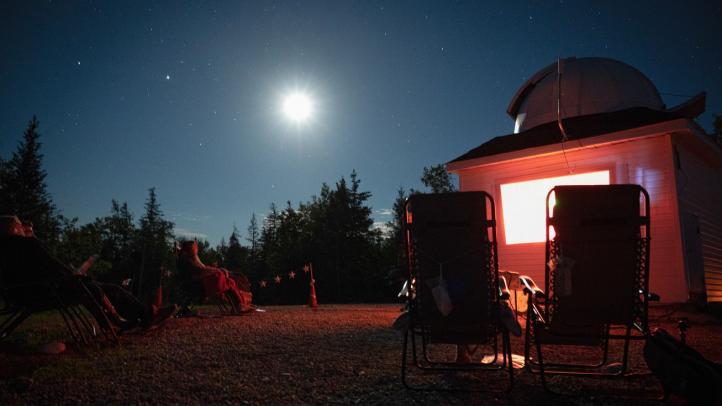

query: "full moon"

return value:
[282, 92, 313, 122]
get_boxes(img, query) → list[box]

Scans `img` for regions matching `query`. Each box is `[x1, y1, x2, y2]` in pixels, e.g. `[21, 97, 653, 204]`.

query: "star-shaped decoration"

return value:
[303, 264, 310, 273]
[274, 275, 282, 284]
[288, 271, 296, 279]
[259, 280, 267, 288]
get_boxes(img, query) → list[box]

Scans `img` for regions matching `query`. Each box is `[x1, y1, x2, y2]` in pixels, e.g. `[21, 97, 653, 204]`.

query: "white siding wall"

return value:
[457, 134, 688, 302]
[672, 136, 722, 302]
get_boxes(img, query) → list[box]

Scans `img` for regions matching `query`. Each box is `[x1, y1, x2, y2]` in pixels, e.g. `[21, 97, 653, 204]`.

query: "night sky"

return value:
[2, 1, 721, 244]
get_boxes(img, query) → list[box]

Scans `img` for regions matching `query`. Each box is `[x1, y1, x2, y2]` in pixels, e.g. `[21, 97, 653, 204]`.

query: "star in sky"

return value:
[303, 264, 310, 273]
[259, 280, 267, 288]
[274, 275, 282, 284]
[288, 271, 296, 279]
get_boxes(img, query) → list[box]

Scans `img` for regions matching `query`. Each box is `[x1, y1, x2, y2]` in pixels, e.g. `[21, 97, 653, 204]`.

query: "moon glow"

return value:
[282, 92, 313, 122]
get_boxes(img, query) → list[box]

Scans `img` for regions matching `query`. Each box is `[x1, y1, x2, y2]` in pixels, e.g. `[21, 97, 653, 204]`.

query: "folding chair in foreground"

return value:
[0, 276, 118, 347]
[522, 184, 657, 393]
[401, 192, 513, 391]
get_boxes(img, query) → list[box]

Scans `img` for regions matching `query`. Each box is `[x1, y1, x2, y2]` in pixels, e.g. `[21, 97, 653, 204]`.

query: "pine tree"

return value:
[246, 213, 261, 280]
[216, 237, 228, 266]
[0, 116, 61, 243]
[260, 203, 281, 280]
[225, 225, 248, 273]
[303, 171, 377, 302]
[135, 187, 175, 300]
[94, 200, 137, 281]
[387, 187, 408, 255]
[247, 213, 260, 257]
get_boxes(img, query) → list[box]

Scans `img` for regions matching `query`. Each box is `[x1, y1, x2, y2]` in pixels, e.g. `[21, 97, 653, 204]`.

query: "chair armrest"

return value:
[397, 279, 410, 298]
[498, 275, 511, 300]
[519, 275, 545, 299]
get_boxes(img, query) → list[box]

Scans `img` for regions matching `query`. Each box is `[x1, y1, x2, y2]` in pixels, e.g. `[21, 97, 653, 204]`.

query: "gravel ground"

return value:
[1, 304, 721, 405]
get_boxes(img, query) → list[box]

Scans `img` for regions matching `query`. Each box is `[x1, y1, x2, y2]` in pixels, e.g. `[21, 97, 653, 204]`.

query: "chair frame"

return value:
[401, 191, 513, 391]
[175, 250, 241, 317]
[522, 184, 654, 392]
[1, 277, 118, 347]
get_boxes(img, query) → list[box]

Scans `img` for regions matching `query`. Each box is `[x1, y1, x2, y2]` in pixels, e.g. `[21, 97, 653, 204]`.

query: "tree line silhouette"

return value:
[0, 116, 455, 305]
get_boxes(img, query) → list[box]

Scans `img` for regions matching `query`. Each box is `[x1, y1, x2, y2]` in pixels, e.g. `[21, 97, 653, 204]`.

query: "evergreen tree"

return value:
[276, 202, 306, 303]
[381, 186, 421, 296]
[247, 213, 260, 258]
[246, 213, 261, 279]
[348, 170, 374, 239]
[244, 170, 399, 304]
[94, 200, 137, 282]
[260, 203, 280, 268]
[225, 225, 248, 273]
[421, 164, 457, 193]
[135, 187, 175, 300]
[0, 116, 61, 243]
[304, 171, 377, 302]
[216, 237, 228, 266]
[386, 187, 415, 266]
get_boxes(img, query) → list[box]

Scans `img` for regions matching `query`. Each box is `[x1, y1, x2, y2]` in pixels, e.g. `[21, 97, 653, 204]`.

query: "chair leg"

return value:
[505, 332, 514, 391]
[535, 331, 549, 390]
[401, 329, 410, 388]
[410, 332, 420, 367]
[81, 283, 119, 344]
[499, 335, 507, 368]
[0, 308, 31, 340]
[57, 305, 87, 346]
[524, 307, 534, 368]
[69, 304, 114, 346]
[75, 283, 118, 345]
[73, 305, 97, 338]
[620, 326, 632, 375]
[227, 293, 241, 314]
[67, 305, 95, 345]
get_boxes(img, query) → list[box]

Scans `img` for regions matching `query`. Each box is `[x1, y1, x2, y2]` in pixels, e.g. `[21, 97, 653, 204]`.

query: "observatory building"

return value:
[447, 57, 722, 304]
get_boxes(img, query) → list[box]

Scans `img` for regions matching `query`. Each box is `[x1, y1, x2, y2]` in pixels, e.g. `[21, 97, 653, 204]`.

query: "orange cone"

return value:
[308, 263, 318, 310]
[308, 279, 318, 310]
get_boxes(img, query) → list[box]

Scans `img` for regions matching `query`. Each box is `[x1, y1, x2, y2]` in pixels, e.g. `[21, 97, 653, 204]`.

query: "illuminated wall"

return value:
[455, 134, 689, 302]
[499, 170, 610, 244]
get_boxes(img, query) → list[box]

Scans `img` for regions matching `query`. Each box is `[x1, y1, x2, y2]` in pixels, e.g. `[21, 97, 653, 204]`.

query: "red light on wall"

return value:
[500, 170, 610, 244]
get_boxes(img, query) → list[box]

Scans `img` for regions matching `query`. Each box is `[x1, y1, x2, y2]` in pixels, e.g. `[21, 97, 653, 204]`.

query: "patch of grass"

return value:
[0, 311, 70, 353]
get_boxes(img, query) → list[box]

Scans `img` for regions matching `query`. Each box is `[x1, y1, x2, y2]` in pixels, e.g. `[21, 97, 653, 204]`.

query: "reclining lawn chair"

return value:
[0, 270, 118, 347]
[175, 243, 240, 317]
[521, 184, 656, 392]
[401, 191, 513, 391]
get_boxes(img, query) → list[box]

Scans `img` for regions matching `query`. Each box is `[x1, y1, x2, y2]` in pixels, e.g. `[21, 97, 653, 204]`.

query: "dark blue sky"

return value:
[2, 1, 720, 244]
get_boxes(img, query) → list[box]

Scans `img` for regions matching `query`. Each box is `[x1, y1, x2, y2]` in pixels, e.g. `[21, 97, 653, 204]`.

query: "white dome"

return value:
[508, 57, 665, 133]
